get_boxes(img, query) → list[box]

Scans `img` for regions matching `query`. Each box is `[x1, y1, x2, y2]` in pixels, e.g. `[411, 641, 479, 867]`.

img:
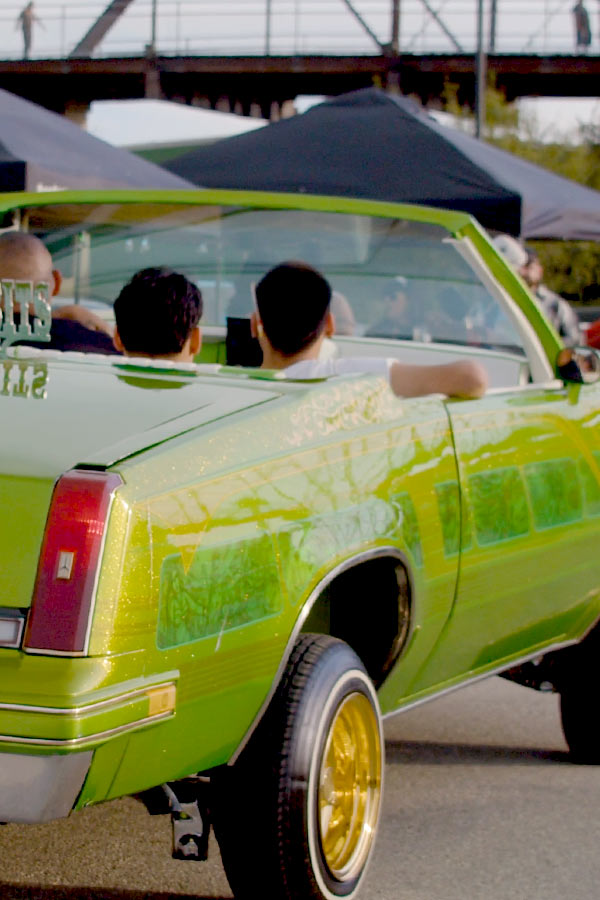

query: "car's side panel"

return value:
[407, 381, 600, 697]
[0, 474, 54, 610]
[78, 377, 461, 801]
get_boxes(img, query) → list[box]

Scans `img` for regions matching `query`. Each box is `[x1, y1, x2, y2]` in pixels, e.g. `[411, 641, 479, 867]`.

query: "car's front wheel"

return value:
[212, 633, 384, 900]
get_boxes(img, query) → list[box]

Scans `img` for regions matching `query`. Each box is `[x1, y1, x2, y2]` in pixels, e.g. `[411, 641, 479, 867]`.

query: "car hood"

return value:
[0, 355, 281, 479]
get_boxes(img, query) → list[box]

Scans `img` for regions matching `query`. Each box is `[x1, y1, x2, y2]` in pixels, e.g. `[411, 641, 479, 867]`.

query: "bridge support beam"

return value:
[63, 99, 89, 127]
[144, 61, 163, 100]
[0, 54, 598, 123]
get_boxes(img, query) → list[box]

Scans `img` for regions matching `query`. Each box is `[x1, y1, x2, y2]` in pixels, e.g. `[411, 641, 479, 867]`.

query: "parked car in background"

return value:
[1, 189, 600, 900]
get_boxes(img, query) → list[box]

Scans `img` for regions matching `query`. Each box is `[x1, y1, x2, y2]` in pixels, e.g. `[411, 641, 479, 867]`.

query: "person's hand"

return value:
[53, 305, 113, 337]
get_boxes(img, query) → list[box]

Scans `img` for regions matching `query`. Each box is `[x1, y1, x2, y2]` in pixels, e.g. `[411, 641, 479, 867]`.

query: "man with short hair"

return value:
[523, 248, 581, 346]
[492, 234, 580, 346]
[0, 231, 118, 353]
[113, 266, 202, 363]
[251, 261, 488, 399]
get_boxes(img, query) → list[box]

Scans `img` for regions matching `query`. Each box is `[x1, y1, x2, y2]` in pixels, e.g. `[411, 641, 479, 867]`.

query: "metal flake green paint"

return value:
[158, 532, 281, 648]
[582, 452, 600, 516]
[435, 481, 461, 556]
[469, 467, 530, 545]
[0, 188, 595, 819]
[524, 458, 583, 530]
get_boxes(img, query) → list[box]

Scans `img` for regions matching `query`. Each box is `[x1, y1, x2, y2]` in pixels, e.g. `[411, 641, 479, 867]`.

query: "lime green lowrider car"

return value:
[0, 189, 599, 900]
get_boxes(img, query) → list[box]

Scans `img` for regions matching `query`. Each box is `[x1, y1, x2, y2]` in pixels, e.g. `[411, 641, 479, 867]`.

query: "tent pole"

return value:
[475, 0, 486, 139]
[150, 0, 157, 53]
[266, 0, 272, 55]
[489, 0, 497, 52]
[391, 0, 400, 53]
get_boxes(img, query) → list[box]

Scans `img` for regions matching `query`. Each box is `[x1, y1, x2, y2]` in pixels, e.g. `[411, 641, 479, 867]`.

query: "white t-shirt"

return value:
[284, 357, 393, 381]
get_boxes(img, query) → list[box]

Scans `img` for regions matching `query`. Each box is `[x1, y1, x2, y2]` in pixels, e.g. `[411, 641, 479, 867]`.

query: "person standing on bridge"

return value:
[16, 2, 43, 60]
[573, 0, 592, 50]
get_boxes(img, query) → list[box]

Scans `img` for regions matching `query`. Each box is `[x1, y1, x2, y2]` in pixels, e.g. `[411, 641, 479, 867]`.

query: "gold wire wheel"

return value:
[318, 691, 382, 882]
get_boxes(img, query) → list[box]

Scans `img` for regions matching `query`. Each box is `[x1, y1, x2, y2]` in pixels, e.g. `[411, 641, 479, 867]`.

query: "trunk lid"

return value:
[0, 355, 281, 609]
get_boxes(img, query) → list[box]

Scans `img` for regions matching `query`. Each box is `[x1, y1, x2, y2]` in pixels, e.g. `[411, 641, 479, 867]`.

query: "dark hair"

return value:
[255, 261, 332, 356]
[525, 248, 539, 265]
[114, 266, 202, 356]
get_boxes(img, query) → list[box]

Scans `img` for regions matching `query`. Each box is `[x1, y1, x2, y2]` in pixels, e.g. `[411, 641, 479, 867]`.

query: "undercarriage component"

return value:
[137, 778, 211, 861]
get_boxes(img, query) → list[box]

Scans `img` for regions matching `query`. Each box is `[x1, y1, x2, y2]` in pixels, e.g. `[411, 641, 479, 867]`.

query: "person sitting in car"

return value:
[113, 266, 202, 363]
[0, 231, 118, 353]
[492, 233, 580, 346]
[250, 260, 488, 398]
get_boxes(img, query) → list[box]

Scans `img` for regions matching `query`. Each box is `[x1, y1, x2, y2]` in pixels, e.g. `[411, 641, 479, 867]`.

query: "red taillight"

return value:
[23, 469, 122, 655]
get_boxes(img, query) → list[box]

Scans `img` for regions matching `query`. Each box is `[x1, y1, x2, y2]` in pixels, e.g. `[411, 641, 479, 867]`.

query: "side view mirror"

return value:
[557, 347, 600, 384]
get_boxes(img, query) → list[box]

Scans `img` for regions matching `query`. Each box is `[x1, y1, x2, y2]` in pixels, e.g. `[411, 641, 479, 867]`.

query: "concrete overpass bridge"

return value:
[0, 52, 598, 123]
[0, 1, 598, 120]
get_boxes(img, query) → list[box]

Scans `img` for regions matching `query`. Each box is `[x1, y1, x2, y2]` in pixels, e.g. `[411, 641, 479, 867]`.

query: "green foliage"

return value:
[441, 81, 600, 303]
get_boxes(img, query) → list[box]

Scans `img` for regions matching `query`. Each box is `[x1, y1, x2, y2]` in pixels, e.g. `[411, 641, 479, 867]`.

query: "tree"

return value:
[442, 81, 600, 303]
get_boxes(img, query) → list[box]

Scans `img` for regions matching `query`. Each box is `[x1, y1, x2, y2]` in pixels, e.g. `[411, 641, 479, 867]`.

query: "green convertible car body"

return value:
[0, 188, 598, 899]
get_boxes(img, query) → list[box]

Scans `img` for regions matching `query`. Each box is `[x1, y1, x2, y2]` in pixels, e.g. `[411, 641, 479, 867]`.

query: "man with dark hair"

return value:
[253, 260, 332, 356]
[251, 261, 487, 399]
[113, 266, 203, 362]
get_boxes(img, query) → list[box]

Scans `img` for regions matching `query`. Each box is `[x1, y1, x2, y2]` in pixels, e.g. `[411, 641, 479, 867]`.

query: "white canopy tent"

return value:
[86, 99, 267, 159]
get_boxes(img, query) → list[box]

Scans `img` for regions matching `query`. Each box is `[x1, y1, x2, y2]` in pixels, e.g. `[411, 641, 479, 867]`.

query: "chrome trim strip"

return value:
[0, 677, 178, 717]
[485, 380, 564, 396]
[0, 709, 174, 748]
[24, 646, 89, 658]
[381, 637, 577, 721]
[228, 546, 410, 765]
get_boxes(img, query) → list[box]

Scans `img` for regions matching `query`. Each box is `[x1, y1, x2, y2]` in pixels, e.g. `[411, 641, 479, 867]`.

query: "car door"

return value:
[408, 363, 600, 696]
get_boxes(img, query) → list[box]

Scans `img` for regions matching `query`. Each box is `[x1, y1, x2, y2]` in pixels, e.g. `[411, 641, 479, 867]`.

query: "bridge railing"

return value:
[2, 0, 599, 60]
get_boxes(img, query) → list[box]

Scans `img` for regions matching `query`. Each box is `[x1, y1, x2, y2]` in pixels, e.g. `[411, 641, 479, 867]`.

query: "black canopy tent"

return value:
[166, 87, 600, 241]
[0, 88, 192, 191]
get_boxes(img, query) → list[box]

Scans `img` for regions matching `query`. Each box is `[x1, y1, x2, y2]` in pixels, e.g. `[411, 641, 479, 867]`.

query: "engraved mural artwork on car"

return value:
[524, 458, 583, 530]
[0, 280, 51, 352]
[580, 453, 600, 516]
[435, 481, 463, 557]
[454, 457, 600, 555]
[158, 531, 281, 649]
[278, 494, 423, 609]
[1, 360, 48, 400]
[468, 466, 531, 545]
[151, 380, 440, 649]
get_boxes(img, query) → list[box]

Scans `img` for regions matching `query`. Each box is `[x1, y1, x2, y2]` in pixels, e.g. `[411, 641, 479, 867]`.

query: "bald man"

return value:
[0, 232, 118, 354]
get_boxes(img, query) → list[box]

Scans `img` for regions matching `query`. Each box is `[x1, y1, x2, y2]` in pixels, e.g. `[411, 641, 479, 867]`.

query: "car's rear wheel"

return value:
[560, 686, 600, 763]
[212, 633, 384, 900]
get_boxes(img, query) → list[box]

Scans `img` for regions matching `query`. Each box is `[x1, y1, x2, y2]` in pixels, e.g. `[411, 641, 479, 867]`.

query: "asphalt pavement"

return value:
[1, 676, 599, 900]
